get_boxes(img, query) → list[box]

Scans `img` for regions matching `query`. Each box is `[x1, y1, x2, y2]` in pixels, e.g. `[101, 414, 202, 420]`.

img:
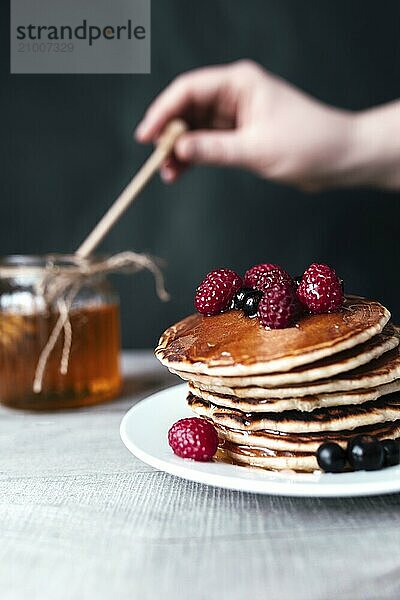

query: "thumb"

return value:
[174, 130, 241, 166]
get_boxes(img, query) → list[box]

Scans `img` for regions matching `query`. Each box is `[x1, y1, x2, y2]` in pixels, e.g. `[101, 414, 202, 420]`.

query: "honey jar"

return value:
[0, 255, 121, 410]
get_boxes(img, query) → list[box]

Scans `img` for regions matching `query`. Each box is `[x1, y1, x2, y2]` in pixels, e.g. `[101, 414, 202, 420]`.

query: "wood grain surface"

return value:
[1, 351, 400, 600]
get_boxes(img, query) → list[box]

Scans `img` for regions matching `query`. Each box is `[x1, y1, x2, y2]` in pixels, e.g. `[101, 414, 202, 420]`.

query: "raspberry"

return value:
[168, 417, 219, 461]
[244, 263, 292, 291]
[194, 269, 242, 315]
[297, 263, 344, 314]
[257, 282, 300, 329]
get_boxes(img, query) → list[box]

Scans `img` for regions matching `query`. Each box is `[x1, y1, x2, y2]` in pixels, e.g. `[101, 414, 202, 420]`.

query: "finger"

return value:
[135, 66, 231, 142]
[160, 162, 188, 183]
[160, 156, 188, 183]
[160, 164, 176, 183]
[174, 130, 241, 166]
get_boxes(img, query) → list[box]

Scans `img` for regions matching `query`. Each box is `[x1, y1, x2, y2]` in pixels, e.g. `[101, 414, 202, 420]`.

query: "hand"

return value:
[135, 60, 356, 190]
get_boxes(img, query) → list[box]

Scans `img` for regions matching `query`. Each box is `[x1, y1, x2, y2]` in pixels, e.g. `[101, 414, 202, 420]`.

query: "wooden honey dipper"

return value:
[76, 118, 188, 258]
[33, 119, 188, 393]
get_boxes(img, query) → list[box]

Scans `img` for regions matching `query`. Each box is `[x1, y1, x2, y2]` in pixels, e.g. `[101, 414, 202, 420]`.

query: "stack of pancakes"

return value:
[156, 296, 400, 472]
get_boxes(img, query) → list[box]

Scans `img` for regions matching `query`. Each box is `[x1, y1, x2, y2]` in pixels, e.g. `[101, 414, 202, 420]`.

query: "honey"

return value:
[0, 304, 121, 410]
[0, 255, 122, 411]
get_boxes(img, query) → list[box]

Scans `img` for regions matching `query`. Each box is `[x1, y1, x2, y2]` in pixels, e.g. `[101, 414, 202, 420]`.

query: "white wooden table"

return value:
[1, 351, 400, 600]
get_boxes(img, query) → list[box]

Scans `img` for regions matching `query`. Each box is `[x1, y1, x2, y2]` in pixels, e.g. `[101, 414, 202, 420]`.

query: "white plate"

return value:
[120, 384, 400, 497]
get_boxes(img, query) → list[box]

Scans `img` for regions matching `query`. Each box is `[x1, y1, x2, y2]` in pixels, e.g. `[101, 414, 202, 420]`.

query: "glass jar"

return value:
[0, 255, 121, 410]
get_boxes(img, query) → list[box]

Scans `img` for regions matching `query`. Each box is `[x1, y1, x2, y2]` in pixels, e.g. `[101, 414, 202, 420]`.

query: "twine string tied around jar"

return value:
[33, 251, 169, 394]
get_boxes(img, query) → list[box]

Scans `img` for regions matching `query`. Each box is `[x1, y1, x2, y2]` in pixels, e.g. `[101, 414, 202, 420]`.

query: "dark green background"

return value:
[1, 1, 400, 347]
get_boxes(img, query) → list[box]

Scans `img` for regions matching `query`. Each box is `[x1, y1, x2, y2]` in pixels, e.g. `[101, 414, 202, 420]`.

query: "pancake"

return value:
[216, 421, 400, 471]
[189, 343, 400, 399]
[215, 418, 400, 471]
[188, 378, 400, 413]
[215, 420, 400, 452]
[216, 442, 320, 472]
[187, 391, 400, 432]
[156, 296, 390, 376]
[170, 326, 398, 387]
[156, 292, 398, 472]
[217, 421, 400, 472]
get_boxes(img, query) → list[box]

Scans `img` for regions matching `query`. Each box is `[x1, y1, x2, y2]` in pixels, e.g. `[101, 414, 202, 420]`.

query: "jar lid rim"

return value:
[0, 254, 109, 276]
